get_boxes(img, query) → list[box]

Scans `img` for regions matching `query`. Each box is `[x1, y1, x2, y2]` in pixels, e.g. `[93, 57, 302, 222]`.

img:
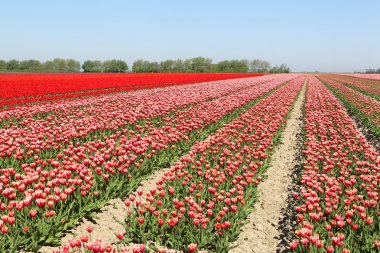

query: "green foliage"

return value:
[82, 59, 128, 73]
[19, 60, 42, 71]
[0, 60, 7, 70]
[365, 68, 380, 73]
[41, 58, 81, 72]
[82, 60, 103, 72]
[132, 59, 150, 73]
[270, 63, 290, 73]
[65, 59, 81, 72]
[0, 58, 80, 73]
[102, 59, 128, 73]
[133, 57, 255, 73]
[216, 59, 249, 73]
[160, 59, 176, 72]
[249, 59, 271, 73]
[6, 59, 20, 71]
[132, 57, 290, 73]
[0, 57, 291, 73]
[190, 57, 213, 73]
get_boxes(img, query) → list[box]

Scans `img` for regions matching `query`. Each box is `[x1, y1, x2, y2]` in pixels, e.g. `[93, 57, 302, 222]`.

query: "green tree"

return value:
[0, 60, 7, 70]
[270, 65, 279, 73]
[216, 60, 229, 72]
[103, 59, 128, 73]
[19, 60, 42, 72]
[249, 59, 271, 73]
[43, 60, 55, 72]
[190, 57, 212, 73]
[93, 60, 103, 72]
[269, 63, 290, 73]
[52, 58, 66, 72]
[65, 59, 81, 72]
[160, 60, 176, 72]
[210, 64, 219, 72]
[216, 60, 248, 73]
[365, 68, 380, 74]
[183, 59, 193, 72]
[278, 63, 290, 73]
[39, 58, 80, 72]
[6, 60, 20, 71]
[132, 59, 151, 73]
[239, 59, 249, 72]
[82, 60, 95, 72]
[148, 62, 161, 73]
[82, 60, 103, 72]
[173, 59, 189, 72]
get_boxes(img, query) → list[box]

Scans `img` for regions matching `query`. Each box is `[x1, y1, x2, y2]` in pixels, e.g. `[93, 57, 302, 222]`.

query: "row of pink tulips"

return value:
[341, 74, 380, 81]
[318, 75, 380, 136]
[327, 74, 380, 99]
[0, 75, 292, 163]
[290, 76, 379, 253]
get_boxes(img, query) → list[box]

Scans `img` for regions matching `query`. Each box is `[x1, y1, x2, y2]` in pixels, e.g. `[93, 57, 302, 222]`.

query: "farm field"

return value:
[0, 73, 379, 253]
[0, 73, 263, 109]
[341, 74, 380, 81]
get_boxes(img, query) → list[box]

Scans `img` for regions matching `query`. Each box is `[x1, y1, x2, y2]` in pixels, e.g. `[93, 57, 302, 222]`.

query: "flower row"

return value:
[318, 75, 380, 136]
[0, 75, 289, 163]
[340, 74, 380, 81]
[327, 74, 380, 98]
[0, 73, 264, 107]
[290, 75, 379, 252]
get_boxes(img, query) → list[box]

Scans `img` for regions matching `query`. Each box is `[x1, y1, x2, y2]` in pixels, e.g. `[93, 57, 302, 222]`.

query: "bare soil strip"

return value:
[229, 82, 306, 253]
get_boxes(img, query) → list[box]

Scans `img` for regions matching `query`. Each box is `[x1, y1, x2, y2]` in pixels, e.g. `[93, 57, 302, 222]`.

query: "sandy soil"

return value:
[229, 82, 306, 253]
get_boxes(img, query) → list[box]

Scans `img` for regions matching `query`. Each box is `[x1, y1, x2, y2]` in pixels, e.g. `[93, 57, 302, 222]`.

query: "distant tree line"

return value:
[0, 57, 290, 73]
[365, 68, 380, 74]
[82, 60, 128, 73]
[0, 59, 81, 73]
[132, 57, 290, 73]
[0, 59, 129, 73]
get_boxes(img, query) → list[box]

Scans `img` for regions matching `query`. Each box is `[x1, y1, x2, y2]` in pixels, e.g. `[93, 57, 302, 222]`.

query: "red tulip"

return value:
[188, 243, 198, 252]
[138, 217, 144, 225]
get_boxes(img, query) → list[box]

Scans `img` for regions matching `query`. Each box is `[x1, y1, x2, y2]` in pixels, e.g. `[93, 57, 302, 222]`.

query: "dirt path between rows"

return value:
[229, 82, 306, 253]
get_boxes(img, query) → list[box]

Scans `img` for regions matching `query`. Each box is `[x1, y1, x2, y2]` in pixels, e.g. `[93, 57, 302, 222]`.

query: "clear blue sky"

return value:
[0, 0, 379, 72]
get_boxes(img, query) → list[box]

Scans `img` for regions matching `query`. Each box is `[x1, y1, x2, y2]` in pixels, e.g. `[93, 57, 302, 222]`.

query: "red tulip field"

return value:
[0, 73, 379, 253]
[0, 73, 263, 109]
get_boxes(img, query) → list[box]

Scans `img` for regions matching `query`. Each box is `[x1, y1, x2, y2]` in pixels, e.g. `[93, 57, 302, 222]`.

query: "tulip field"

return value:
[0, 73, 263, 109]
[290, 76, 379, 253]
[0, 73, 379, 253]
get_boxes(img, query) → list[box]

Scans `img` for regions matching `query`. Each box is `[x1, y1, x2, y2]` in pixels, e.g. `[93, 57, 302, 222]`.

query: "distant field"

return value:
[0, 73, 263, 108]
[341, 73, 380, 80]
